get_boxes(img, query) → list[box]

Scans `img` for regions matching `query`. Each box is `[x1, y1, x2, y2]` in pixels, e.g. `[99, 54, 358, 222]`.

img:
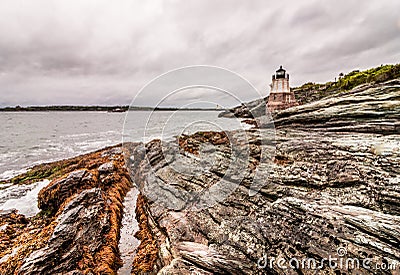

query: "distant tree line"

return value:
[0, 105, 131, 112]
[0, 105, 218, 112]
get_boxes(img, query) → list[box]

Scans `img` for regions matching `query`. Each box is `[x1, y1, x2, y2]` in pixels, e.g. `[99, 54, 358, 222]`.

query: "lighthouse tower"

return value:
[267, 66, 298, 112]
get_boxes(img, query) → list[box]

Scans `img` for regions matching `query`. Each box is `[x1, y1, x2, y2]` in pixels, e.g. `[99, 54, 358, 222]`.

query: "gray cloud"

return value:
[0, 0, 399, 107]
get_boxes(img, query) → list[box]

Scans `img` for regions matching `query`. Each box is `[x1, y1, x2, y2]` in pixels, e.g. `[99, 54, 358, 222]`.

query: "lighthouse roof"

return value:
[275, 65, 286, 78]
[276, 65, 285, 72]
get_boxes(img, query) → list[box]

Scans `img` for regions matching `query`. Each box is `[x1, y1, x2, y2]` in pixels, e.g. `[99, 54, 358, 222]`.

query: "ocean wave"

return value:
[0, 168, 28, 181]
[0, 179, 50, 217]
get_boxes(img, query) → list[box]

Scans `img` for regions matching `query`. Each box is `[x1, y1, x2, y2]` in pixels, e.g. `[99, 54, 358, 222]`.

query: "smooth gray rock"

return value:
[132, 80, 400, 274]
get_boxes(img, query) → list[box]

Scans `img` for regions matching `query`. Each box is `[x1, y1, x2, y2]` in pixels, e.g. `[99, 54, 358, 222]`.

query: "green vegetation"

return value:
[0, 144, 122, 186]
[293, 63, 400, 104]
[338, 64, 400, 89]
[1, 162, 68, 185]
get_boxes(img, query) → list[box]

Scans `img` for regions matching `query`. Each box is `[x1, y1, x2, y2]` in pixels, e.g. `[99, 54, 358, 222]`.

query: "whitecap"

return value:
[0, 168, 28, 181]
[0, 179, 50, 217]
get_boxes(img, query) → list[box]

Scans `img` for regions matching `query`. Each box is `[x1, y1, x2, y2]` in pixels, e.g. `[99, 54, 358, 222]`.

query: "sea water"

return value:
[0, 111, 246, 180]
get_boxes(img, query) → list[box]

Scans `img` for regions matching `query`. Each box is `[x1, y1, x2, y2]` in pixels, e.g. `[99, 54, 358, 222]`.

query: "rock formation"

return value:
[219, 64, 400, 119]
[0, 79, 398, 274]
[218, 97, 267, 119]
[130, 79, 400, 274]
[0, 145, 135, 274]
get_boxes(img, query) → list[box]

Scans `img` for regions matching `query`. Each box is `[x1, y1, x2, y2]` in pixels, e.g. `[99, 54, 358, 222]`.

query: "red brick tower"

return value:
[267, 66, 298, 112]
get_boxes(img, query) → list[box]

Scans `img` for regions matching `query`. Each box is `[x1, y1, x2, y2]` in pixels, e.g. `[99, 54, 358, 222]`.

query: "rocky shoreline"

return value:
[0, 146, 133, 273]
[0, 79, 399, 274]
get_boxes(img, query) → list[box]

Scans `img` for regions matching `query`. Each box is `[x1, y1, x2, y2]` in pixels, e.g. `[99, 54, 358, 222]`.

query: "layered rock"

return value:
[219, 75, 400, 119]
[130, 80, 400, 274]
[0, 79, 398, 274]
[0, 145, 134, 274]
[218, 97, 267, 118]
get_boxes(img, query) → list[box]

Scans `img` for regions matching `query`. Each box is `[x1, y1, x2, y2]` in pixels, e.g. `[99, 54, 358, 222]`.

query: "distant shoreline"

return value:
[0, 106, 220, 112]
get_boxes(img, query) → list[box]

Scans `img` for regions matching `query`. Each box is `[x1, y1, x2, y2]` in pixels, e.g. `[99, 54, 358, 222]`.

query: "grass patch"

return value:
[293, 63, 400, 104]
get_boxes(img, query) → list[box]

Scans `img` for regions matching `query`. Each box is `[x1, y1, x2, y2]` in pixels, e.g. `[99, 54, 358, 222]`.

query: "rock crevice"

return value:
[130, 80, 400, 274]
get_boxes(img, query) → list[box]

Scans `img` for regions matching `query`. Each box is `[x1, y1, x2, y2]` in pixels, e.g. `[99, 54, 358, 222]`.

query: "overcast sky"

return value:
[0, 0, 399, 107]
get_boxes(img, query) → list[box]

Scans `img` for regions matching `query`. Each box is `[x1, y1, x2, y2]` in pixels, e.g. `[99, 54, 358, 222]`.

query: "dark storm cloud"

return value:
[0, 0, 399, 107]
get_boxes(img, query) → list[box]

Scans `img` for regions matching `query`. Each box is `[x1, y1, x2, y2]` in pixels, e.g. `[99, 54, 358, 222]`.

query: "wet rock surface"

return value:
[38, 170, 96, 215]
[0, 80, 398, 274]
[0, 145, 135, 274]
[130, 80, 400, 274]
[19, 188, 108, 274]
[218, 97, 267, 119]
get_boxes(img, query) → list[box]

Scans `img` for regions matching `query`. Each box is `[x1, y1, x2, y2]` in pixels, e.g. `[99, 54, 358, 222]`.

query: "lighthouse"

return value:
[267, 66, 298, 112]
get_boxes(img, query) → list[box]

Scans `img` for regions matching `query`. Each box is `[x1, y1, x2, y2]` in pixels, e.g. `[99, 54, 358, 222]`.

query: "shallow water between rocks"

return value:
[118, 187, 140, 274]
